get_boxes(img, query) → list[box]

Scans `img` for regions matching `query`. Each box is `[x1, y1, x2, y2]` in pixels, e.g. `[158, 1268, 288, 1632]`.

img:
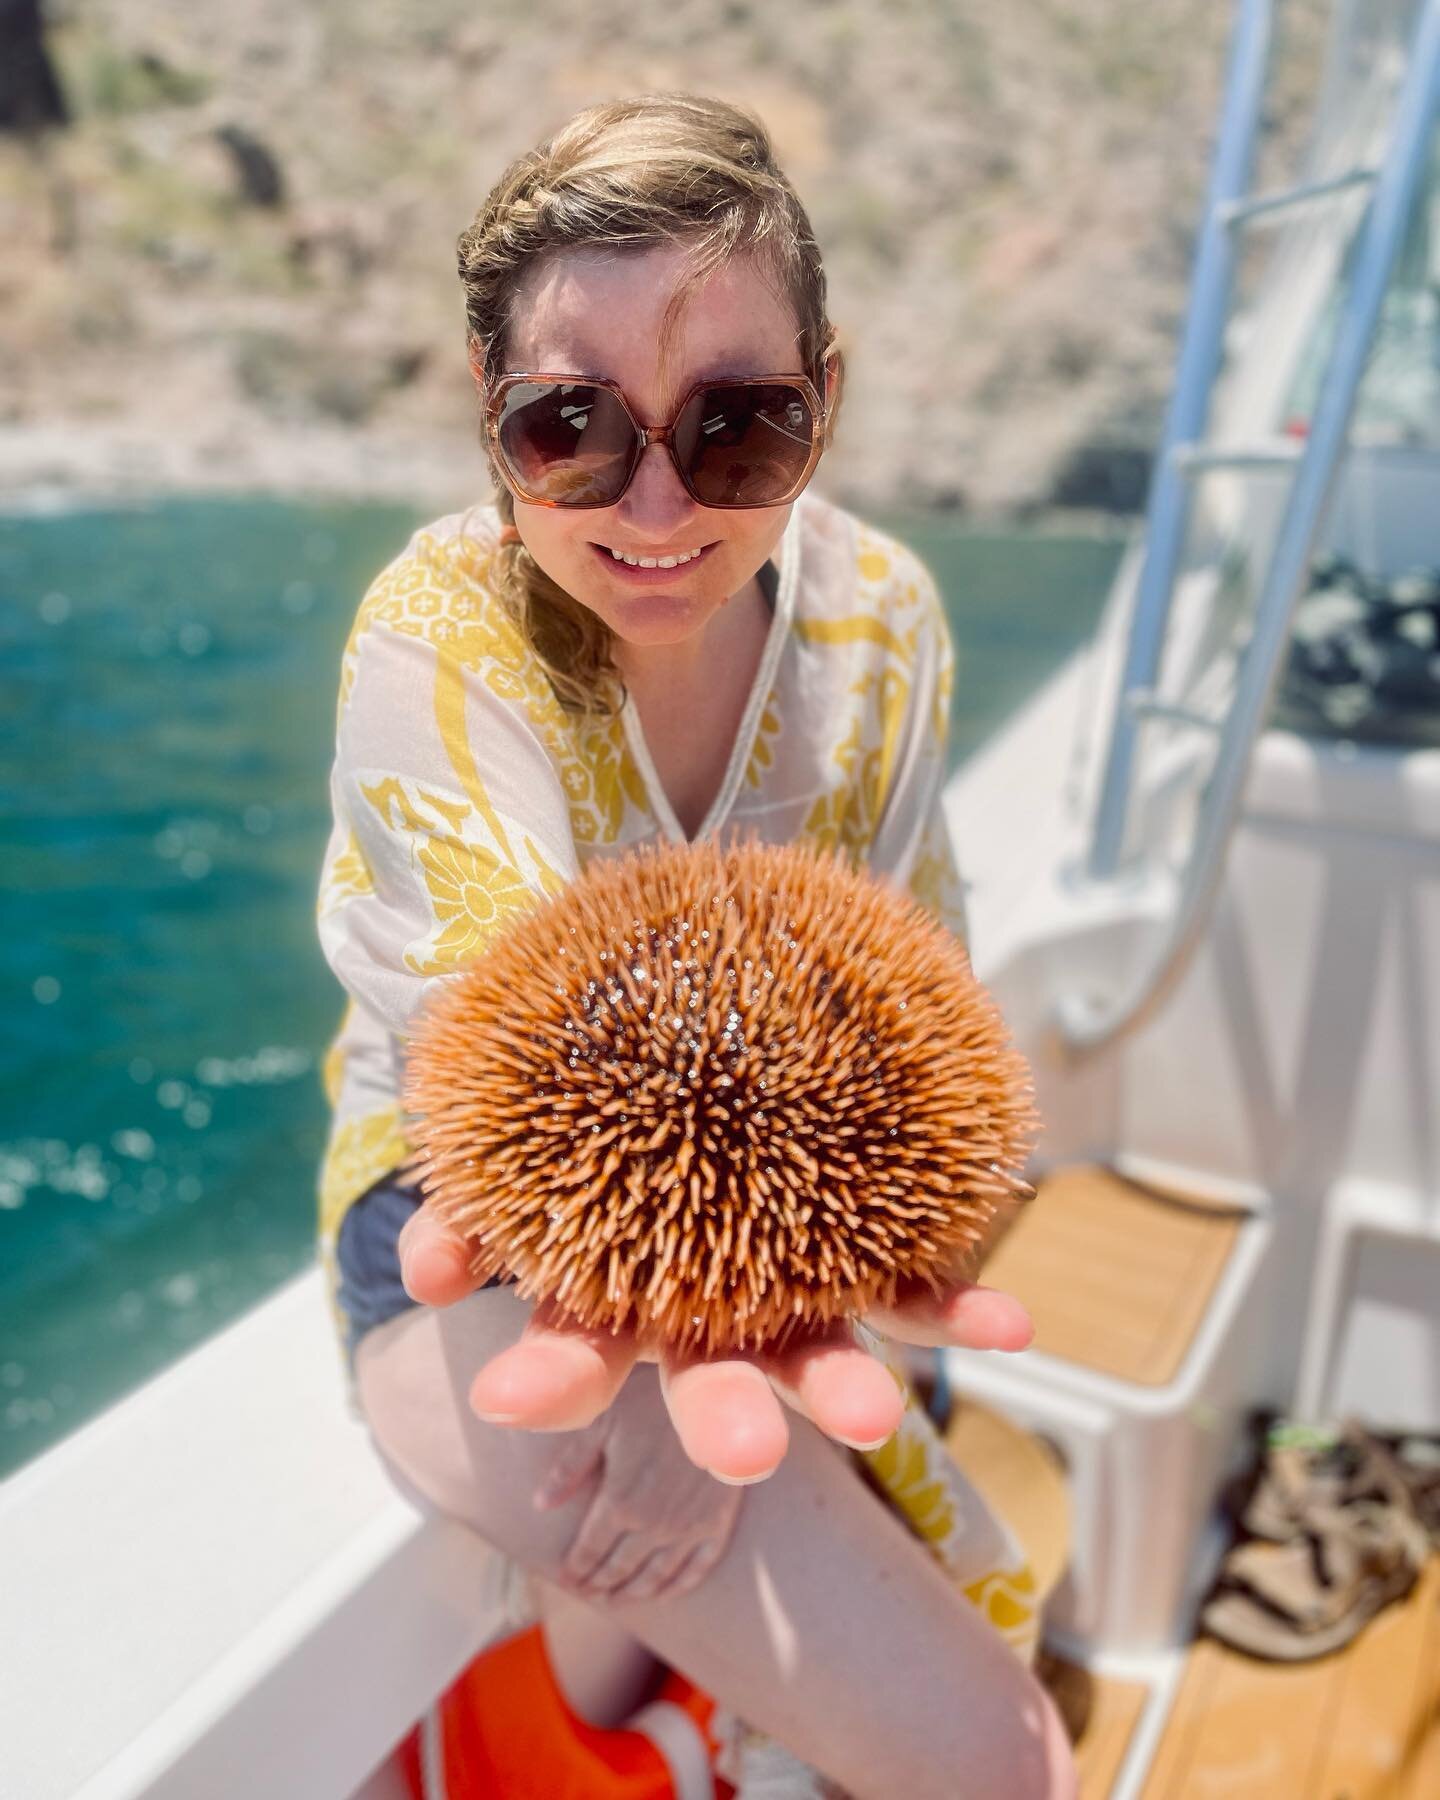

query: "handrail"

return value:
[1087, 0, 1275, 881]
[1059, 0, 1440, 1056]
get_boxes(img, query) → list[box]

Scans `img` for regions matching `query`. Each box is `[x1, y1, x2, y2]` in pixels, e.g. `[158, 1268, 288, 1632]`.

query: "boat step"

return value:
[1122, 688, 1224, 732]
[1218, 164, 1378, 227]
[1169, 438, 1304, 473]
[978, 1163, 1248, 1388]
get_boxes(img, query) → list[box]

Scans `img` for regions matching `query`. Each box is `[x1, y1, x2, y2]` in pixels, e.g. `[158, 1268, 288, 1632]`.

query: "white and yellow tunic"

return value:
[314, 489, 1040, 1657]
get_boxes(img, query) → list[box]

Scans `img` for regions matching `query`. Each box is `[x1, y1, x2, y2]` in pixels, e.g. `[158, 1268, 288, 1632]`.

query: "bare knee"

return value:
[352, 1295, 618, 1589]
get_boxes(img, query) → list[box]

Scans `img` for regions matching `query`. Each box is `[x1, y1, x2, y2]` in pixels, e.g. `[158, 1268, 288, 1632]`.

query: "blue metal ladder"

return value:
[1060, 0, 1440, 1054]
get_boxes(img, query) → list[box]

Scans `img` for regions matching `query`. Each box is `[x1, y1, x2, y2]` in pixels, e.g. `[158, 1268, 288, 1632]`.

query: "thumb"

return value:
[532, 1435, 605, 1512]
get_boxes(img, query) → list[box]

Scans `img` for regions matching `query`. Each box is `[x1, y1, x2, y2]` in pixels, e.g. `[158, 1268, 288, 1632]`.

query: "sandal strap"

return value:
[1219, 1501, 1424, 1632]
[1243, 1420, 1415, 1539]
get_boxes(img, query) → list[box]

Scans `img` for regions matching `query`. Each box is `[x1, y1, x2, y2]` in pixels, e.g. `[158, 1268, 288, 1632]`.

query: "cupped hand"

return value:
[397, 1201, 1034, 1485]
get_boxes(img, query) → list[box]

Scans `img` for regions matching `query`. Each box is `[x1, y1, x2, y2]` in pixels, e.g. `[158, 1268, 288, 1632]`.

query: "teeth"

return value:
[607, 546, 704, 568]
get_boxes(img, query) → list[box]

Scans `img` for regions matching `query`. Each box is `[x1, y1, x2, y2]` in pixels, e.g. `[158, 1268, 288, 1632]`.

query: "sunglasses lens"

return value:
[495, 382, 636, 504]
[675, 383, 817, 506]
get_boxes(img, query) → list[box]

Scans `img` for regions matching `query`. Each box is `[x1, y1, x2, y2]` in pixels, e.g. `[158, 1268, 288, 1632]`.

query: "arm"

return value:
[315, 533, 581, 1276]
[318, 617, 579, 1049]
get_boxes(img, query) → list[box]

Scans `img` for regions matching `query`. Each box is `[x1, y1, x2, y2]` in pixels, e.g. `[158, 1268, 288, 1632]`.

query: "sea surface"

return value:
[0, 495, 1126, 1479]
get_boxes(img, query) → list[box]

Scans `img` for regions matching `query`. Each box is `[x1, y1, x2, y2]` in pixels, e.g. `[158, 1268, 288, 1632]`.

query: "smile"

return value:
[599, 544, 709, 568]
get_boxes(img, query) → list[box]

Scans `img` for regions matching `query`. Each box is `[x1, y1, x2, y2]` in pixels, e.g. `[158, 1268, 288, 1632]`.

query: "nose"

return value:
[613, 437, 701, 543]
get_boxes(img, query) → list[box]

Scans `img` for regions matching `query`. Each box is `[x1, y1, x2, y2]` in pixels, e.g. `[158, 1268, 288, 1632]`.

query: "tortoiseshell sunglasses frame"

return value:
[483, 370, 830, 510]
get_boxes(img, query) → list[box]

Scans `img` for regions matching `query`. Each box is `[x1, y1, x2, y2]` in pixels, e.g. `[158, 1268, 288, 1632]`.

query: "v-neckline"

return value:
[619, 510, 799, 847]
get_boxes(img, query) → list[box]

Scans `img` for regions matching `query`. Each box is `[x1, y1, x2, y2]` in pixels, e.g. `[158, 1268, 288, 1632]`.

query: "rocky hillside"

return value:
[0, 0, 1327, 516]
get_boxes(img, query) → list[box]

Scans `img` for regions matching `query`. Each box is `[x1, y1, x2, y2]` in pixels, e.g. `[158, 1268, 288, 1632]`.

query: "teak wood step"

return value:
[978, 1163, 1248, 1387]
[1139, 1553, 1440, 1798]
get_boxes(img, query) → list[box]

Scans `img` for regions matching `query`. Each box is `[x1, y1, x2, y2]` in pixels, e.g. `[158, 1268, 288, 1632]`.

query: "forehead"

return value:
[505, 242, 803, 397]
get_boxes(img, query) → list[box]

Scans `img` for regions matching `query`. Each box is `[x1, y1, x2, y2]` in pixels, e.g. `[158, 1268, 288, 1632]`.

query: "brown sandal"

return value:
[1387, 1434, 1440, 1544]
[1202, 1499, 1429, 1661]
[1236, 1419, 1412, 1543]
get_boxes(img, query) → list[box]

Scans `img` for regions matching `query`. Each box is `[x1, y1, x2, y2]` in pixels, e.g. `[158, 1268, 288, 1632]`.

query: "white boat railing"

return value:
[0, 1272, 500, 1800]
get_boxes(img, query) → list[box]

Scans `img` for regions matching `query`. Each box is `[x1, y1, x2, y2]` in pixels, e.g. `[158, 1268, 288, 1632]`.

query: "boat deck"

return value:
[977, 1161, 1440, 1795]
[1140, 1552, 1440, 1799]
[1045, 1551, 1440, 1798]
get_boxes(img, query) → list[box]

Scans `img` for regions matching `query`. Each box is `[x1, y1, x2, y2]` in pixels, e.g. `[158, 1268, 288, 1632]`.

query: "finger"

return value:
[636, 1531, 730, 1602]
[397, 1205, 485, 1308]
[557, 1480, 631, 1585]
[574, 1534, 663, 1598]
[611, 1537, 714, 1603]
[867, 1280, 1035, 1353]
[470, 1312, 637, 1431]
[532, 1435, 605, 1512]
[759, 1326, 906, 1451]
[659, 1356, 789, 1483]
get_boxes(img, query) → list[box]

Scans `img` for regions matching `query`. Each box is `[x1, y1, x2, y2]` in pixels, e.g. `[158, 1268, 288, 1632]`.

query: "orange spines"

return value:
[403, 837, 1039, 1355]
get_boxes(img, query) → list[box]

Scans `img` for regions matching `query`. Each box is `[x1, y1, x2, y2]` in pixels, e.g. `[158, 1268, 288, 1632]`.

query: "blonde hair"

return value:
[456, 92, 843, 723]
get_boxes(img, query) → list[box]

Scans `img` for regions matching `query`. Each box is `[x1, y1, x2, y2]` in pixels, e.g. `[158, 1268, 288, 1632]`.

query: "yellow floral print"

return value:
[320, 1000, 352, 1108]
[794, 595, 926, 859]
[744, 695, 782, 790]
[858, 1347, 1040, 1663]
[865, 1422, 962, 1547]
[318, 831, 374, 918]
[405, 836, 541, 975]
[963, 1564, 1041, 1656]
[344, 527, 655, 853]
[317, 1103, 412, 1247]
[360, 776, 470, 838]
[802, 762, 880, 861]
[793, 613, 908, 659]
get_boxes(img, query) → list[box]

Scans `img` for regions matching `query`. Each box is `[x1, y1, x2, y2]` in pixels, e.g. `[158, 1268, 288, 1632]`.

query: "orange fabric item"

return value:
[400, 1625, 735, 1800]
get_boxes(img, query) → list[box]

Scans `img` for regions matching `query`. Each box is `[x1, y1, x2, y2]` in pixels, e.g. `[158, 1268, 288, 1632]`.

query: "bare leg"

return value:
[356, 1288, 1075, 1800]
[534, 1580, 664, 1726]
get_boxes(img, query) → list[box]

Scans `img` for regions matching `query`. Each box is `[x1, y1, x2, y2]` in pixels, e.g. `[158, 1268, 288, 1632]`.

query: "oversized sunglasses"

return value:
[484, 372, 828, 510]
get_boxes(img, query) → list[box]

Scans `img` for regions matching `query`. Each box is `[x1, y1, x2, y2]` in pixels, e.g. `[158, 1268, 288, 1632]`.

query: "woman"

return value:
[316, 93, 1076, 1798]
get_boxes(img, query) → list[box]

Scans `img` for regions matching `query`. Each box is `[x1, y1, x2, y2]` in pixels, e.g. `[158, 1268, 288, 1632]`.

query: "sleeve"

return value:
[316, 569, 581, 1050]
[865, 556, 972, 952]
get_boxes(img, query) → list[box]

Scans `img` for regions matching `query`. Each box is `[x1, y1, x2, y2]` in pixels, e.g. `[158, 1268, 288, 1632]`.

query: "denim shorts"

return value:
[335, 1166, 511, 1369]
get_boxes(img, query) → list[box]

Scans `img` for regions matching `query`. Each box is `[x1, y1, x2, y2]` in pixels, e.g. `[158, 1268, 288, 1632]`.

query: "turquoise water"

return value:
[0, 496, 1125, 1479]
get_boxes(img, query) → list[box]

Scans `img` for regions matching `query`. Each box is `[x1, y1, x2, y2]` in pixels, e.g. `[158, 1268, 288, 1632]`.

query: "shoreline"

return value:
[0, 420, 1140, 538]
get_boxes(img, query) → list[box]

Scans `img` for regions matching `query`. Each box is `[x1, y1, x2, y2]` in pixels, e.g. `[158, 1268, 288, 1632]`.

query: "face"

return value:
[492, 241, 821, 654]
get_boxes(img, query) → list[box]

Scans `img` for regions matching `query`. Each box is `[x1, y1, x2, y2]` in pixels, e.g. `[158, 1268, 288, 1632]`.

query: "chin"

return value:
[610, 604, 715, 646]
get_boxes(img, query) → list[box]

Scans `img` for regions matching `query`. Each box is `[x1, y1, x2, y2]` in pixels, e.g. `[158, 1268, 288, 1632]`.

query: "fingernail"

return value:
[708, 1467, 771, 1486]
[475, 1409, 519, 1425]
[835, 1433, 894, 1452]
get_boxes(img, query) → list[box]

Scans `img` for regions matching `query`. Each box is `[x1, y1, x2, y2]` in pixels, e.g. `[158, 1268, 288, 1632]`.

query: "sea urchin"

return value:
[403, 837, 1039, 1356]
